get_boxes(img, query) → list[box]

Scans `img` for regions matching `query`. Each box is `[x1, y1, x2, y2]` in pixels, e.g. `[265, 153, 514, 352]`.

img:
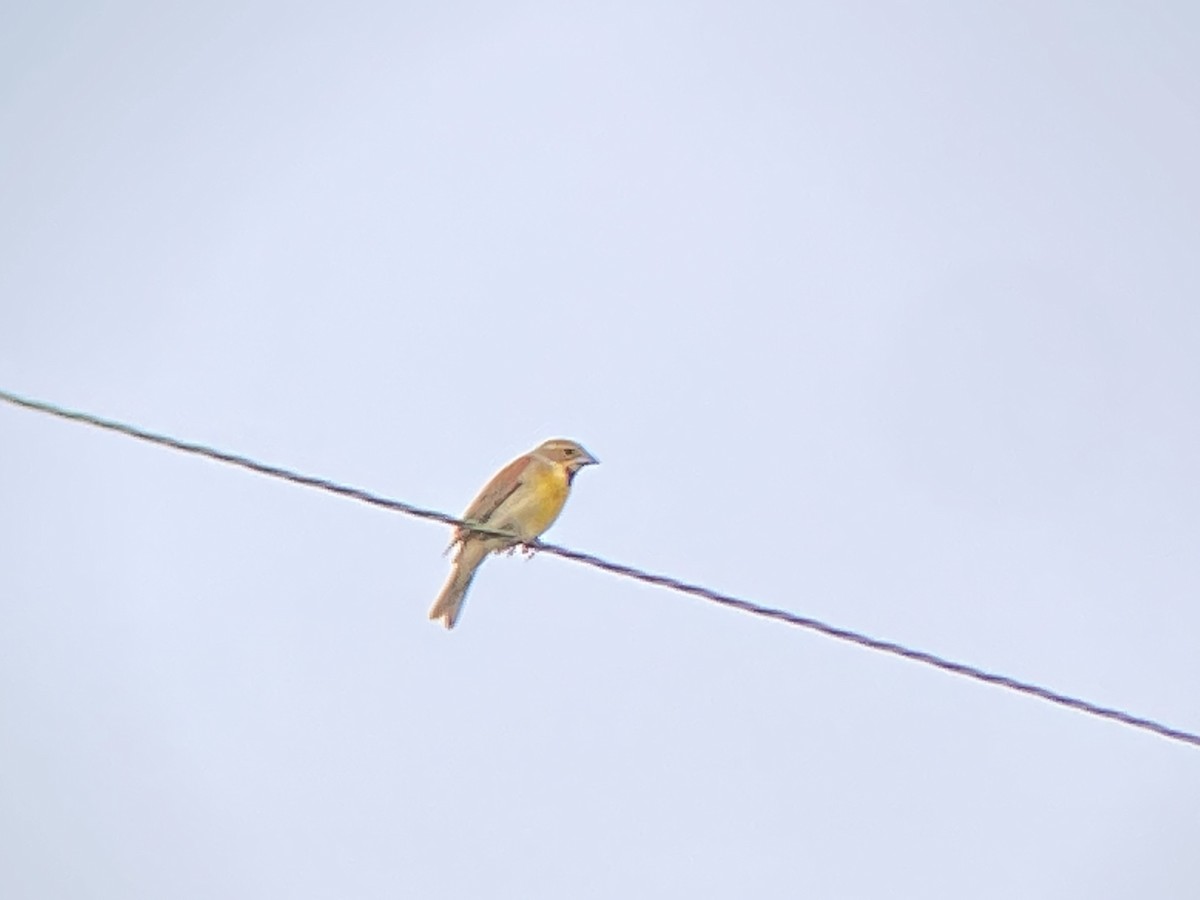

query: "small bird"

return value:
[428, 438, 599, 629]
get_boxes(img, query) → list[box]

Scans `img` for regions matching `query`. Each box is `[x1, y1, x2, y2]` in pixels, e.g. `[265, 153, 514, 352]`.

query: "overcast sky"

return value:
[3, 2, 1199, 898]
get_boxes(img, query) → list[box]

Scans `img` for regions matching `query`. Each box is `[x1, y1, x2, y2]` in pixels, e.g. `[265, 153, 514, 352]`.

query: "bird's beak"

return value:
[580, 448, 599, 466]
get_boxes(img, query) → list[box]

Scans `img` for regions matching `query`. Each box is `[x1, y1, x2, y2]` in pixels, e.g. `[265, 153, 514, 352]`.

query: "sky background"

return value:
[3, 2, 1199, 897]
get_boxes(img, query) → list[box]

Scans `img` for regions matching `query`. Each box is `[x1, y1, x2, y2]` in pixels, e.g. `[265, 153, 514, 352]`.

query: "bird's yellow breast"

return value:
[505, 461, 570, 540]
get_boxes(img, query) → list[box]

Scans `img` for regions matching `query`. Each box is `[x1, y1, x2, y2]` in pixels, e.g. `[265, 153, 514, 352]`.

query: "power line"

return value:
[2, 386, 1197, 750]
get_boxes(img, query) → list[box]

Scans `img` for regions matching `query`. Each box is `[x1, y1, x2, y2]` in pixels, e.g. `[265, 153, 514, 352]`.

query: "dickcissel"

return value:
[428, 438, 599, 629]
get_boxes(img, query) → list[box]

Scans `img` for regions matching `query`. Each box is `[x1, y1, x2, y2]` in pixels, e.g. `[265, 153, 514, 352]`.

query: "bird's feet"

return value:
[502, 540, 539, 559]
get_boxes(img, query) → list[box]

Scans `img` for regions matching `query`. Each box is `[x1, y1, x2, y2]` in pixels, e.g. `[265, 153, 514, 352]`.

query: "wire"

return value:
[3, 386, 1198, 750]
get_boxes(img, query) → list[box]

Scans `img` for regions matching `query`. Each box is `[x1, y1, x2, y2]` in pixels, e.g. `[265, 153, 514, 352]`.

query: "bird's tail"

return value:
[428, 541, 489, 629]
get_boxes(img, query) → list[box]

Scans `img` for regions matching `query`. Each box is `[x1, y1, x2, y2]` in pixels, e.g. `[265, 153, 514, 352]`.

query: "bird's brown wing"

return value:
[454, 454, 533, 542]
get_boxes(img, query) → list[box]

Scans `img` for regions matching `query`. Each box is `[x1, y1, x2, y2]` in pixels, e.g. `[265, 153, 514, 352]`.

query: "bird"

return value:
[428, 438, 599, 629]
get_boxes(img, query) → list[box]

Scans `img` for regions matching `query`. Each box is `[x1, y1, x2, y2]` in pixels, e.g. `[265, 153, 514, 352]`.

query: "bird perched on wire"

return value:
[429, 438, 599, 629]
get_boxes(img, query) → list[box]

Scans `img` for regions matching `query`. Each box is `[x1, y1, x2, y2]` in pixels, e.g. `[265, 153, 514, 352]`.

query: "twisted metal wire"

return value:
[3, 387, 1196, 749]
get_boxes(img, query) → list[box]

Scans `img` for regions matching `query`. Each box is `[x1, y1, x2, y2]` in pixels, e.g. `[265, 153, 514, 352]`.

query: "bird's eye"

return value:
[563, 447, 576, 456]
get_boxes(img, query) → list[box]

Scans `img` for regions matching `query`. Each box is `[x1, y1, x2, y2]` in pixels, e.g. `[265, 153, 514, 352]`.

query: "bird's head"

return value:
[534, 438, 599, 479]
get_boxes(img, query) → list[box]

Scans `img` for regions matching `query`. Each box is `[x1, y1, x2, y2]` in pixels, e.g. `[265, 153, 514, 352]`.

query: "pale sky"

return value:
[3, 3, 1199, 898]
